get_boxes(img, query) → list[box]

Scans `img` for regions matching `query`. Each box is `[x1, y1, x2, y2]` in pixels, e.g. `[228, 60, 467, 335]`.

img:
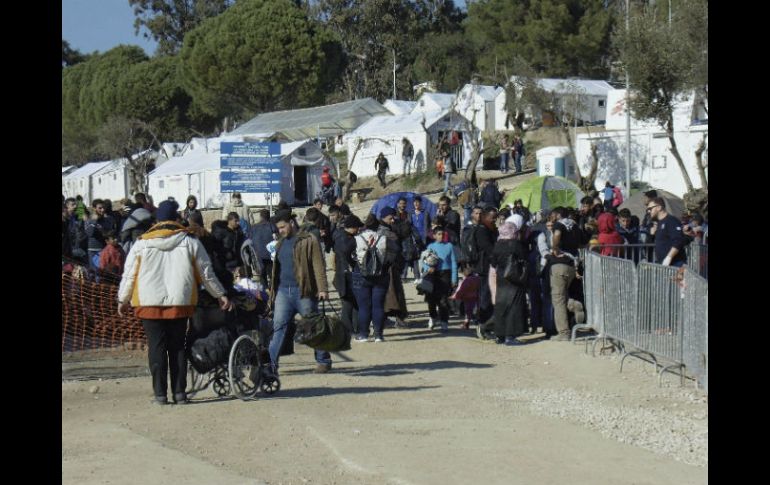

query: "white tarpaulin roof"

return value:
[384, 99, 418, 115]
[414, 93, 456, 111]
[228, 98, 390, 140]
[461, 84, 504, 101]
[65, 161, 112, 179]
[533, 78, 614, 97]
[348, 109, 468, 138]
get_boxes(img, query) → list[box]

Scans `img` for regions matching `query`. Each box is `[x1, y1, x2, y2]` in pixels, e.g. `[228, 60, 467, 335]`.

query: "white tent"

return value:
[148, 138, 334, 208]
[62, 161, 112, 205]
[383, 99, 418, 116]
[504, 77, 615, 125]
[411, 93, 456, 114]
[456, 84, 504, 132]
[91, 158, 131, 203]
[345, 109, 476, 177]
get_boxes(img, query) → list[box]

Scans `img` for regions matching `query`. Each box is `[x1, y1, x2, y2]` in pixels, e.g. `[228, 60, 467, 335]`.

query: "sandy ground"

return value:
[63, 171, 707, 484]
[63, 282, 707, 485]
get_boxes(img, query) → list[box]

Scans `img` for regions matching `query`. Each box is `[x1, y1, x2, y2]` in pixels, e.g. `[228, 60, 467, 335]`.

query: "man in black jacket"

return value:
[333, 215, 363, 334]
[64, 197, 88, 262]
[437, 196, 461, 244]
[85, 199, 117, 268]
[474, 207, 499, 332]
[647, 197, 688, 267]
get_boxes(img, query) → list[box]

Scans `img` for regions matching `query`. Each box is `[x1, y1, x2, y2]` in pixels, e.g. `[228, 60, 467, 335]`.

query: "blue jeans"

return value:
[514, 153, 522, 172]
[351, 272, 388, 339]
[499, 152, 509, 172]
[269, 286, 331, 368]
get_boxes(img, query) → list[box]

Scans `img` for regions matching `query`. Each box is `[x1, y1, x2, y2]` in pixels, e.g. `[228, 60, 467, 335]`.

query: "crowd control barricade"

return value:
[685, 244, 709, 279]
[681, 268, 708, 392]
[581, 252, 708, 392]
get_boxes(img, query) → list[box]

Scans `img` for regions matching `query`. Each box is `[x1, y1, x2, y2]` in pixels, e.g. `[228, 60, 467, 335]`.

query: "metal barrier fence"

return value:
[579, 251, 708, 391]
[631, 263, 684, 378]
[686, 244, 709, 279]
[681, 267, 708, 392]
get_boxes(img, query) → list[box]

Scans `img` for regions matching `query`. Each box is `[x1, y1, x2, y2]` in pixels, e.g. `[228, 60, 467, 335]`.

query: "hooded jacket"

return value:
[118, 222, 226, 319]
[597, 213, 624, 256]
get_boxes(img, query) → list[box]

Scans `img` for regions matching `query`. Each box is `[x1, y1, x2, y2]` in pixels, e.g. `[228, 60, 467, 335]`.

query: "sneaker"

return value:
[354, 336, 369, 342]
[173, 392, 190, 405]
[504, 337, 524, 346]
[428, 318, 435, 330]
[374, 336, 384, 343]
[314, 364, 332, 374]
[552, 333, 571, 342]
[153, 396, 168, 405]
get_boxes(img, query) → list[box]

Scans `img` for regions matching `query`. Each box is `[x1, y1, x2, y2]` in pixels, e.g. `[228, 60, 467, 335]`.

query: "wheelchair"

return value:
[186, 292, 280, 401]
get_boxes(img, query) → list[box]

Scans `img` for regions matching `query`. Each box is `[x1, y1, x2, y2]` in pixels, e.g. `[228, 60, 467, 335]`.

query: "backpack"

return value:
[458, 225, 479, 265]
[348, 171, 358, 184]
[503, 253, 529, 286]
[358, 235, 384, 278]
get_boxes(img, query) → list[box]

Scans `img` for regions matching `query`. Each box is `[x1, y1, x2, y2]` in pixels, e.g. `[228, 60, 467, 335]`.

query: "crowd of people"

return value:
[62, 180, 707, 404]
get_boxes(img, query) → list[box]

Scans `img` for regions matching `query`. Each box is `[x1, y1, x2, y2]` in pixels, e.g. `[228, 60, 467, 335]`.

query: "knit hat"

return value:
[380, 207, 396, 219]
[156, 200, 179, 222]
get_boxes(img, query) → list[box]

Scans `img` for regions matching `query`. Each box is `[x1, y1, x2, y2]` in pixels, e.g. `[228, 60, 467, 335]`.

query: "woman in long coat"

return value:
[488, 221, 529, 345]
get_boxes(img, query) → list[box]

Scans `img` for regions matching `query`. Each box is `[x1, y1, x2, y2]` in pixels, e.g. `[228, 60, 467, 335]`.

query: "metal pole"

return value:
[625, 0, 632, 197]
[393, 48, 396, 100]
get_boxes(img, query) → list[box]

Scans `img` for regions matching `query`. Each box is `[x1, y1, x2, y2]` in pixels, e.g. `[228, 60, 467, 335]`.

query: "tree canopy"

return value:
[129, 0, 233, 56]
[178, 0, 341, 121]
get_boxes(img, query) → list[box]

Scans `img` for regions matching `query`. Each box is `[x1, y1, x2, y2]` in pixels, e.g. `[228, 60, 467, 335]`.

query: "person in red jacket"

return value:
[99, 230, 125, 274]
[597, 212, 624, 257]
[320, 166, 334, 188]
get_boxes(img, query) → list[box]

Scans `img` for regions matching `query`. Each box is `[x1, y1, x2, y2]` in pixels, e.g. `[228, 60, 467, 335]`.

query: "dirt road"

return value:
[63, 284, 707, 485]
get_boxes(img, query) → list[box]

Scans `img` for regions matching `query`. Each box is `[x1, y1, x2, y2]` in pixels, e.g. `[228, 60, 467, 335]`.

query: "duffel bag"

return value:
[189, 327, 236, 374]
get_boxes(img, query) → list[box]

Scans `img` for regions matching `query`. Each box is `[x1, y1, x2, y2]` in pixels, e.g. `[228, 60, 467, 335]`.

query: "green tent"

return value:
[500, 176, 585, 212]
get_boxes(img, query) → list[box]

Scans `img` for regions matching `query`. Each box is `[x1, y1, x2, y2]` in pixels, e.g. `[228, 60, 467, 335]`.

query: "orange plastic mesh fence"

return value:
[61, 260, 145, 353]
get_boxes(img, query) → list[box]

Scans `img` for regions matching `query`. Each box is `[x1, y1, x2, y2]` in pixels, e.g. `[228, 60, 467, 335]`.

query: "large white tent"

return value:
[345, 109, 477, 177]
[91, 158, 131, 203]
[148, 137, 334, 208]
[62, 161, 112, 205]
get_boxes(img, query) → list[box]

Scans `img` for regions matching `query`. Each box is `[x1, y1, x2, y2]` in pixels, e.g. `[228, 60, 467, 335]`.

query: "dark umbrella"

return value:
[619, 189, 686, 220]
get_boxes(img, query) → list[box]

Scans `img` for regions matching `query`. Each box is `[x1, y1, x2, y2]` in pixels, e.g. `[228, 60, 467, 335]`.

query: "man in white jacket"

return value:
[118, 200, 231, 405]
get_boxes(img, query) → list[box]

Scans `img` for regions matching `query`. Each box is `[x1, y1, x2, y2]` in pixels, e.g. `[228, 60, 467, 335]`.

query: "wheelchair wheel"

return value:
[228, 335, 261, 400]
[212, 367, 230, 397]
[260, 373, 281, 395]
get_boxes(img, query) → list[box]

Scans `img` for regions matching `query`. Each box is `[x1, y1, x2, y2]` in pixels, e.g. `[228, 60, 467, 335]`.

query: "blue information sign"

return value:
[220, 142, 282, 193]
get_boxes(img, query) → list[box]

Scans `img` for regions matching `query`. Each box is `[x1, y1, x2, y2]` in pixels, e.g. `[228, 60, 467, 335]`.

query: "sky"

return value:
[62, 0, 469, 57]
[62, 0, 158, 56]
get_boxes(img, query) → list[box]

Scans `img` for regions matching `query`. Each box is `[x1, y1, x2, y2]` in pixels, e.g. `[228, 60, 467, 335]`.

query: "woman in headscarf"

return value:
[479, 221, 529, 345]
